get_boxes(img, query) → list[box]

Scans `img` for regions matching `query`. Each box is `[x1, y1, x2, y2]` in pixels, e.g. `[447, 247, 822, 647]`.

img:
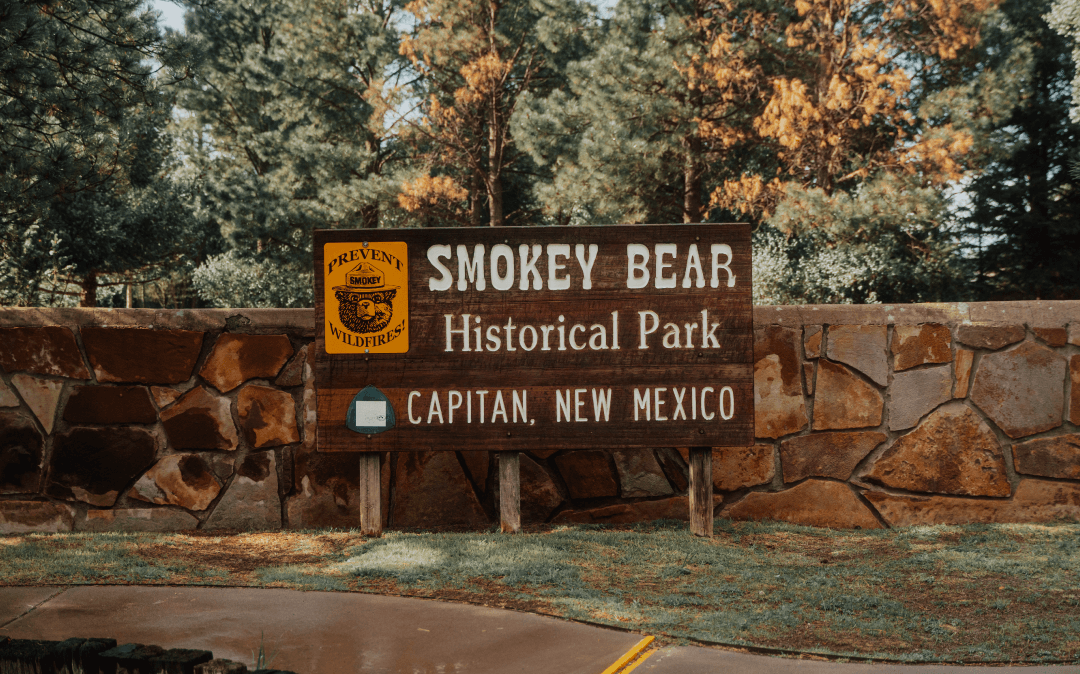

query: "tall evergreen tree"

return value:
[396, 0, 589, 227]
[710, 0, 996, 304]
[0, 0, 199, 305]
[962, 0, 1080, 299]
[513, 0, 768, 226]
[178, 0, 406, 307]
[1049, 0, 1080, 125]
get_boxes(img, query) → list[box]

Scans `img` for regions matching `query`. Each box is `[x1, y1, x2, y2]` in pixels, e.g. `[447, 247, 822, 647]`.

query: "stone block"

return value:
[128, 454, 223, 511]
[970, 341, 1065, 439]
[63, 385, 156, 424]
[803, 326, 822, 359]
[237, 385, 299, 448]
[46, 427, 157, 506]
[12, 374, 63, 434]
[712, 444, 775, 491]
[780, 432, 885, 483]
[812, 360, 883, 430]
[460, 451, 489, 492]
[865, 479, 1080, 526]
[826, 325, 888, 386]
[0, 501, 75, 533]
[1033, 326, 1067, 347]
[888, 365, 952, 431]
[954, 348, 974, 398]
[553, 450, 619, 499]
[956, 323, 1024, 350]
[161, 386, 239, 451]
[390, 452, 488, 528]
[200, 334, 294, 393]
[0, 326, 90, 378]
[866, 403, 1010, 496]
[286, 451, 389, 529]
[1070, 323, 1080, 347]
[0, 378, 18, 407]
[204, 451, 282, 530]
[0, 412, 44, 494]
[721, 480, 881, 529]
[79, 508, 199, 532]
[612, 449, 673, 497]
[82, 327, 203, 384]
[553, 496, 690, 524]
[753, 326, 807, 439]
[892, 324, 952, 372]
[1012, 434, 1080, 479]
[275, 345, 307, 387]
[1071, 355, 1080, 425]
[655, 448, 688, 491]
[151, 386, 183, 409]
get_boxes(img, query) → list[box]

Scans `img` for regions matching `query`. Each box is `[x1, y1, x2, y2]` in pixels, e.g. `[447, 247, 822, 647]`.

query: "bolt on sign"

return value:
[315, 224, 753, 452]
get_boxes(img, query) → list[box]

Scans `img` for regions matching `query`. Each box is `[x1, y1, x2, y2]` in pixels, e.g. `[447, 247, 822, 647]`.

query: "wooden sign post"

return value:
[314, 224, 753, 537]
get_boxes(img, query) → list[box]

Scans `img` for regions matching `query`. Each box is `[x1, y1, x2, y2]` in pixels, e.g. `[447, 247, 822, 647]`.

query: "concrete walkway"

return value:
[1, 586, 1077, 674]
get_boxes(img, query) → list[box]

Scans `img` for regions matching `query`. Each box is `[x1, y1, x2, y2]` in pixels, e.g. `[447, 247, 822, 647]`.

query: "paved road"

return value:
[1, 586, 1077, 673]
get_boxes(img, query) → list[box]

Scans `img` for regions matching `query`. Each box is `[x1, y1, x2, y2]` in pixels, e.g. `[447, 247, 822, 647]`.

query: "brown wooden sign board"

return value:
[314, 223, 753, 453]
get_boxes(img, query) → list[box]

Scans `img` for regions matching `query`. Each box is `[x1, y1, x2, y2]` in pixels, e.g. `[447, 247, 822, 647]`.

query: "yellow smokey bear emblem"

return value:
[323, 242, 409, 354]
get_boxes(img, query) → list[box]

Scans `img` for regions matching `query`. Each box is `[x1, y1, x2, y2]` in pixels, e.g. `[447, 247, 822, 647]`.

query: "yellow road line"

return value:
[600, 636, 655, 674]
[621, 648, 658, 673]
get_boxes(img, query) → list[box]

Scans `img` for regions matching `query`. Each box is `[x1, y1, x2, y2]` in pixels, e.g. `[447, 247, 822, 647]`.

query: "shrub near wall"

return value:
[0, 304, 1079, 533]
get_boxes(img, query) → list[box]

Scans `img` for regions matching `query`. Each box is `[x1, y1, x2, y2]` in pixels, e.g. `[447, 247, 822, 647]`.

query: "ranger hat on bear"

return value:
[335, 261, 398, 292]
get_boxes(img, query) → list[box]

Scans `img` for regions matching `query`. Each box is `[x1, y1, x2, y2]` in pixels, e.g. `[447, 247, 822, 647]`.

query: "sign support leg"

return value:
[689, 447, 713, 537]
[499, 451, 521, 533]
[359, 452, 383, 537]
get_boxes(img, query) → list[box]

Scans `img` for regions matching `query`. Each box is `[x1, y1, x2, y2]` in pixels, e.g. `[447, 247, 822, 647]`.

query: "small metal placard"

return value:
[345, 385, 396, 434]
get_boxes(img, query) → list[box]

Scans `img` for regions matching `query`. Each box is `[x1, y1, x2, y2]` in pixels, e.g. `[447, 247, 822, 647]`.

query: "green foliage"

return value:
[1048, 0, 1080, 124]
[513, 0, 764, 226]
[0, 0, 204, 306]
[176, 0, 407, 308]
[960, 0, 1080, 299]
[753, 176, 966, 305]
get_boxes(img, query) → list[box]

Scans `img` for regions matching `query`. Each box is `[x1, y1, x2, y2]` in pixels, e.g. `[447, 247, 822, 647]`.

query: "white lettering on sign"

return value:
[631, 386, 734, 422]
[424, 242, 734, 291]
[411, 390, 532, 425]
[406, 386, 736, 426]
[356, 401, 387, 427]
[626, 244, 735, 290]
[440, 308, 733, 353]
[444, 312, 620, 353]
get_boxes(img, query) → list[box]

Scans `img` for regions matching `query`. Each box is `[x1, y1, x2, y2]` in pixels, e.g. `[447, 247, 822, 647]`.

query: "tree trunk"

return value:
[79, 270, 98, 308]
[683, 136, 704, 223]
[487, 173, 503, 227]
[469, 172, 484, 227]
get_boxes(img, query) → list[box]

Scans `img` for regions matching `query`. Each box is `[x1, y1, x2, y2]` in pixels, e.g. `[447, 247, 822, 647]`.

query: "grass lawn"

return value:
[1, 519, 1077, 664]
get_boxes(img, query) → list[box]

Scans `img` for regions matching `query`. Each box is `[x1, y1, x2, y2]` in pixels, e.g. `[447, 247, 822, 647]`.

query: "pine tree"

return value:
[1049, 0, 1080, 125]
[709, 0, 997, 303]
[177, 0, 406, 306]
[962, 0, 1080, 299]
[512, 0, 767, 226]
[396, 0, 588, 227]
[0, 0, 201, 306]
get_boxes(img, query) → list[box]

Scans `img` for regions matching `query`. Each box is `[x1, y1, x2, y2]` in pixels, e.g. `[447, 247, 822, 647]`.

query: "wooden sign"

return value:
[314, 224, 753, 453]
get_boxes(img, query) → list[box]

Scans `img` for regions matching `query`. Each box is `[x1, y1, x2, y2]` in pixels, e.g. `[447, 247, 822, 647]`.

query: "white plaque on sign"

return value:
[356, 401, 387, 427]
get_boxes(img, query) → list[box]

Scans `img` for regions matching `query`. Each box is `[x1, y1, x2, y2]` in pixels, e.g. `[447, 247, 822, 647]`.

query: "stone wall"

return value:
[1, 303, 1079, 533]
